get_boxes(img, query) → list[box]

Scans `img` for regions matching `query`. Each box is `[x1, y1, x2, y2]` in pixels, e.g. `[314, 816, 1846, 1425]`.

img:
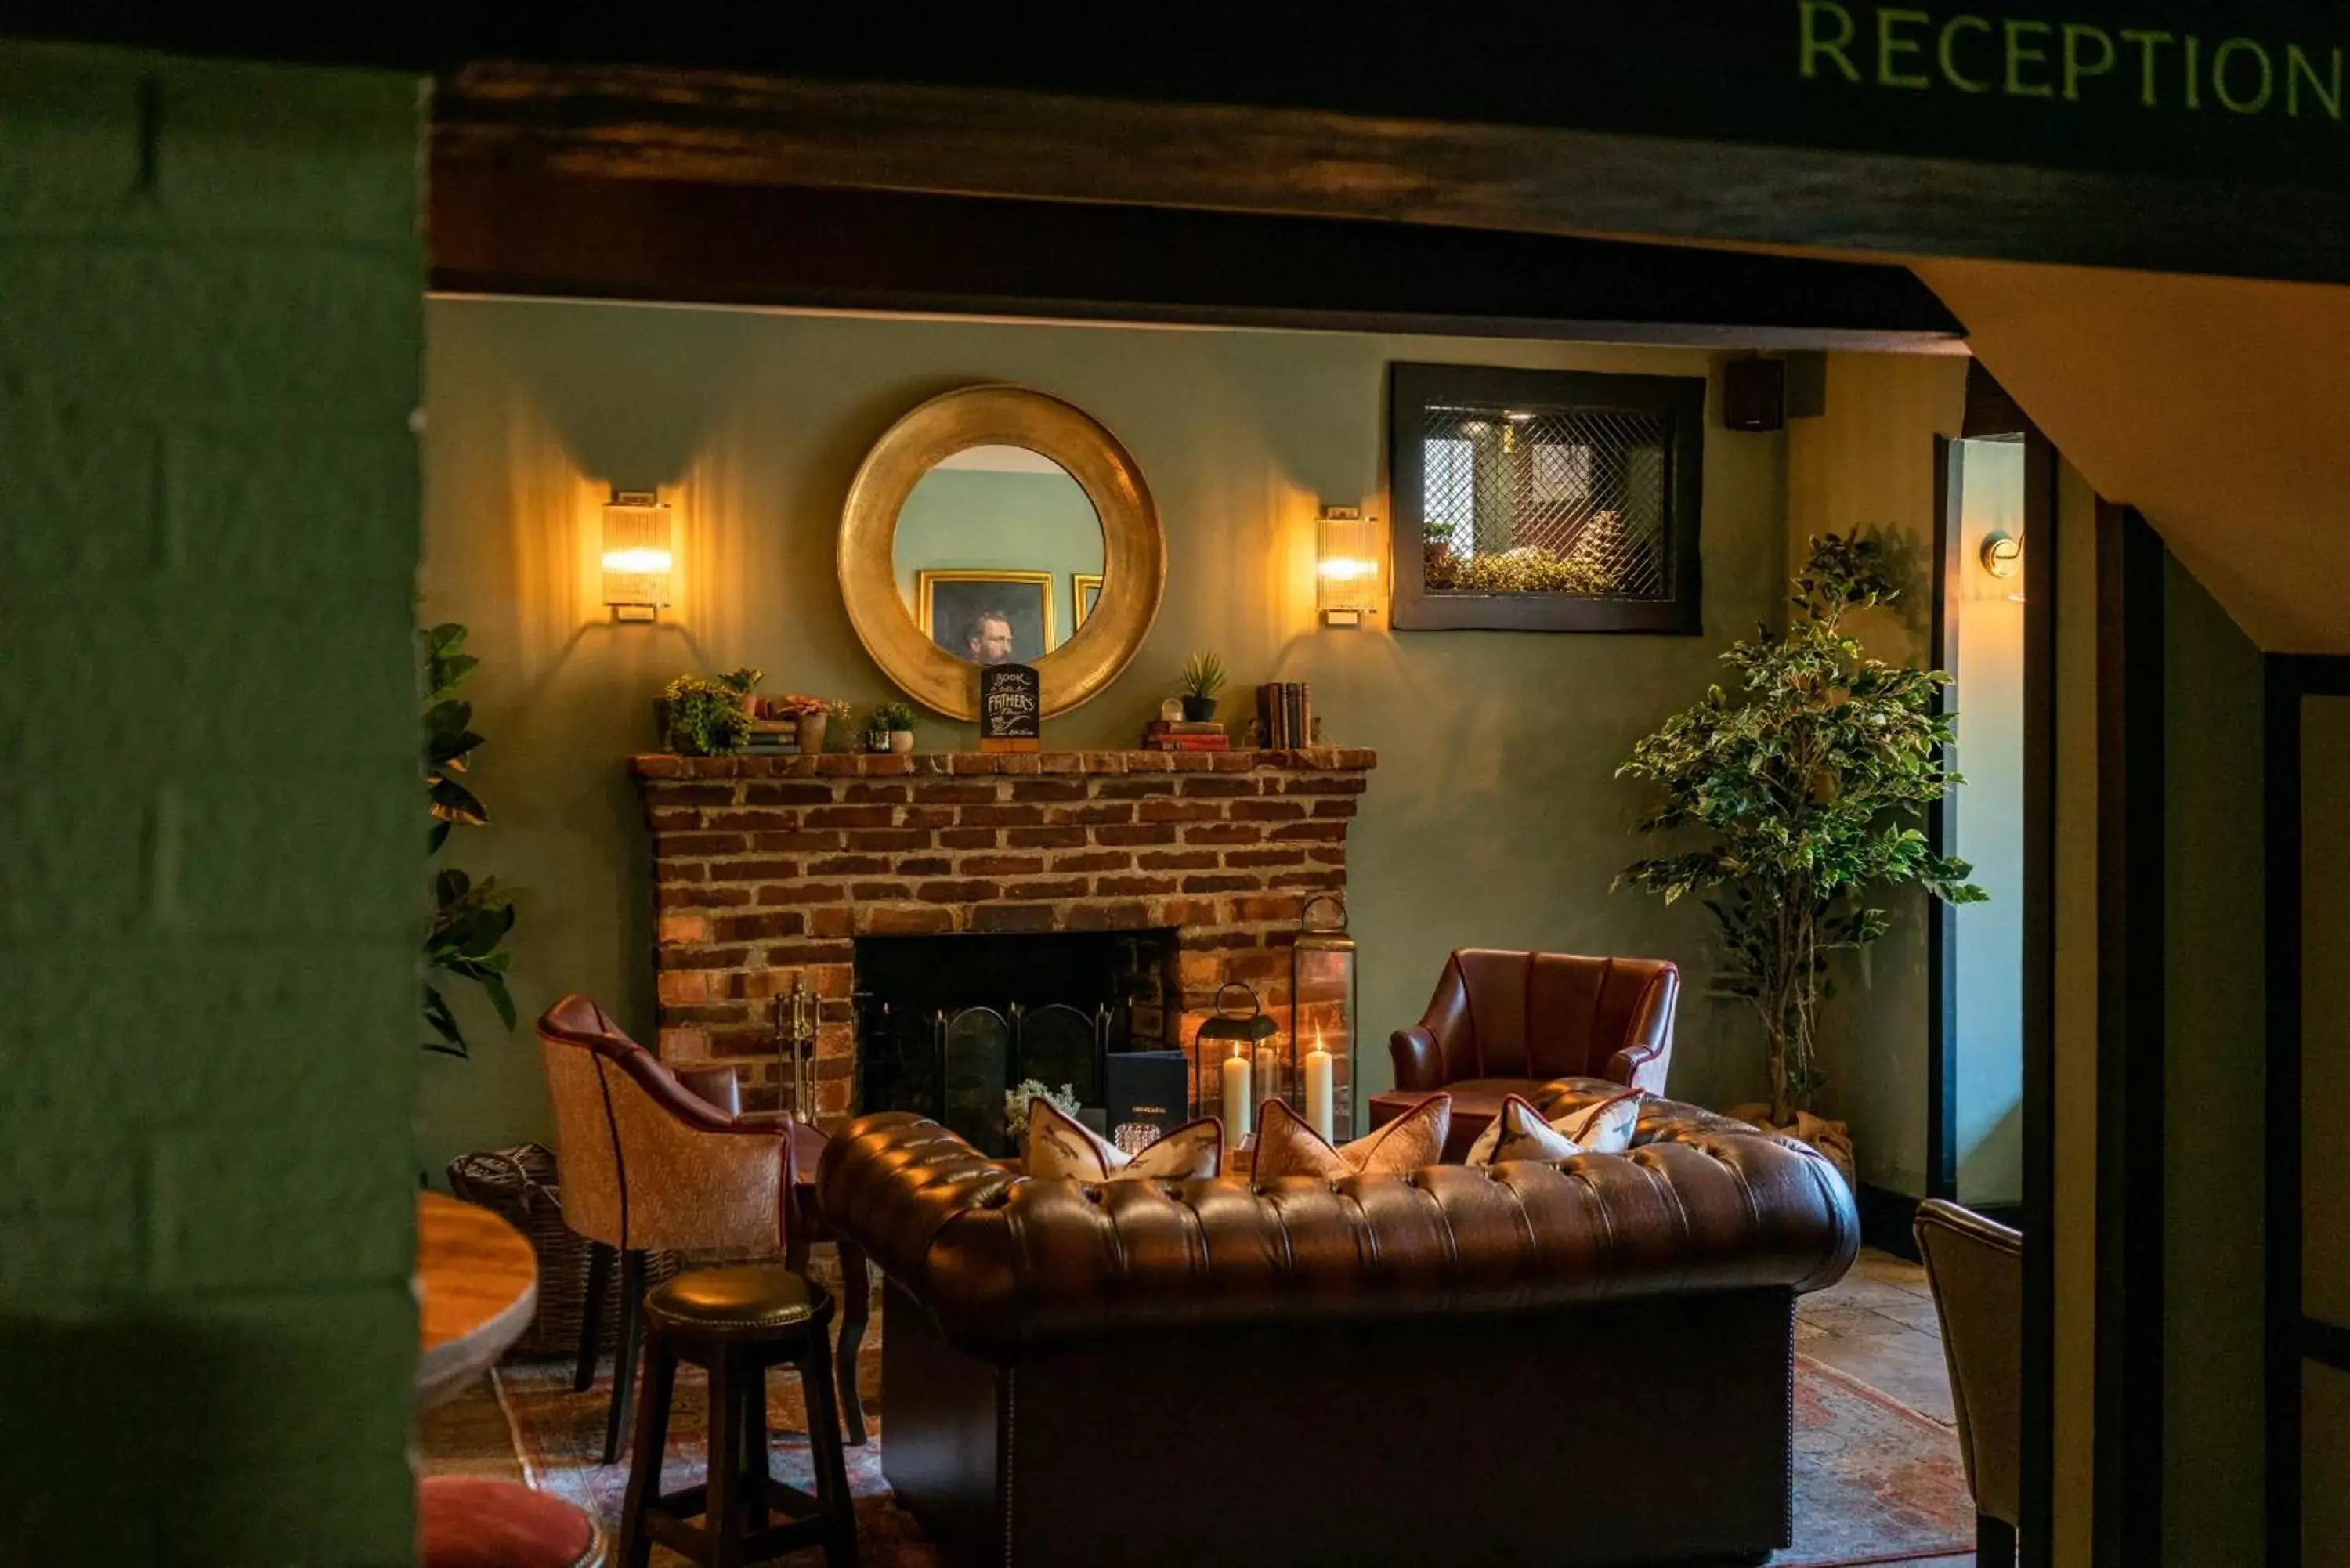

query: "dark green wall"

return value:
[0, 44, 423, 1561]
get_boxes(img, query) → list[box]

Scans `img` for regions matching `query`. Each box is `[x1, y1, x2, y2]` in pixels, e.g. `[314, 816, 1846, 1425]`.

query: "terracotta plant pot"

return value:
[1726, 1103, 1856, 1191]
[796, 713, 828, 753]
[890, 730, 916, 755]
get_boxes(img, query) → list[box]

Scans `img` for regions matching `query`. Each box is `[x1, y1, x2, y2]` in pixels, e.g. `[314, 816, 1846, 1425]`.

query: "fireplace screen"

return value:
[854, 930, 1178, 1158]
[1390, 362, 1705, 634]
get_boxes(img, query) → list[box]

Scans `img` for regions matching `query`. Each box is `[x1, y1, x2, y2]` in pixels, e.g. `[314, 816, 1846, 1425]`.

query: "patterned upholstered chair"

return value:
[536, 995, 796, 1464]
[1368, 949, 1679, 1162]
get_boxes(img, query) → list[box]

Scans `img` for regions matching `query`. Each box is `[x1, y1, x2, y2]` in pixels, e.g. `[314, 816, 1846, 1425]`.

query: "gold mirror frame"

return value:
[838, 385, 1166, 721]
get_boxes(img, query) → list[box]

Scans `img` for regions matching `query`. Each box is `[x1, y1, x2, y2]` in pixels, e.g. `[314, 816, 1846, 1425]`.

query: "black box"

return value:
[1723, 357, 1786, 432]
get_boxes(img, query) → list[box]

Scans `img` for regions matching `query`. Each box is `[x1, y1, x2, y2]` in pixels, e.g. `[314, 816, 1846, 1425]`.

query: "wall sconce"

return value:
[602, 489, 673, 623]
[1979, 529, 2023, 580]
[1316, 506, 1380, 628]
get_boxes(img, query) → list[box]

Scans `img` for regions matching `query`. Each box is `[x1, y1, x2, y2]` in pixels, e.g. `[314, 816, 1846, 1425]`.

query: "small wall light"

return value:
[1979, 529, 2023, 580]
[1316, 506, 1380, 627]
[602, 489, 673, 622]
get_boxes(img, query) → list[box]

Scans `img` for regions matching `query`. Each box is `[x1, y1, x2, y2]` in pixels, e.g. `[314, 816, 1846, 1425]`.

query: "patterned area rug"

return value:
[494, 1329, 1972, 1566]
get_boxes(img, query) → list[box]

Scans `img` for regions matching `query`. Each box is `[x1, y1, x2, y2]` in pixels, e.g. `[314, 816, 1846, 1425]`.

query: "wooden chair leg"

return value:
[574, 1241, 613, 1393]
[615, 1334, 676, 1568]
[739, 1355, 771, 1534]
[802, 1330, 859, 1567]
[601, 1248, 647, 1465]
[705, 1349, 748, 1568]
[1977, 1513, 2017, 1565]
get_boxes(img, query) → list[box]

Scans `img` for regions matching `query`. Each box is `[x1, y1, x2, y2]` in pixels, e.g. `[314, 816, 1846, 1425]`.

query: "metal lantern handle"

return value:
[1298, 893, 1347, 933]
[1214, 981, 1264, 1018]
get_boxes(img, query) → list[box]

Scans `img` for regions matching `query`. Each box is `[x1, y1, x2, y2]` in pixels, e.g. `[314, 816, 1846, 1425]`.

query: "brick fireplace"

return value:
[631, 746, 1377, 1126]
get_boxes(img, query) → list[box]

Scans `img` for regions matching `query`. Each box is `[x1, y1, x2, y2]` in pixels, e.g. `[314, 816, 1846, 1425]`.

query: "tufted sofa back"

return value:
[816, 1082, 1856, 1360]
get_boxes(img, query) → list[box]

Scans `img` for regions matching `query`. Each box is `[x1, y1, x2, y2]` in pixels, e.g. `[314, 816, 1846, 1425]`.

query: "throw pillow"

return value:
[1462, 1087, 1646, 1166]
[1252, 1093, 1451, 1186]
[1462, 1094, 1585, 1167]
[1025, 1097, 1224, 1182]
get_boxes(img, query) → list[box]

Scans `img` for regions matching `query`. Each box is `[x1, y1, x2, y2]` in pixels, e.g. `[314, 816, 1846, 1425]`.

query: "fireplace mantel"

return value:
[631, 747, 1376, 1121]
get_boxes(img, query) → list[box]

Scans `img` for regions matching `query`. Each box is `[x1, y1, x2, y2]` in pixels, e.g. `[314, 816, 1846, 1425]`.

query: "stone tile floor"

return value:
[1794, 1245, 1984, 1568]
[421, 1245, 1990, 1567]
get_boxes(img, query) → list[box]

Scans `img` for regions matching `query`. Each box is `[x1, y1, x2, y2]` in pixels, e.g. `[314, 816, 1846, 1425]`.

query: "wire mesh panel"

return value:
[1392, 364, 1705, 633]
[1420, 405, 1672, 598]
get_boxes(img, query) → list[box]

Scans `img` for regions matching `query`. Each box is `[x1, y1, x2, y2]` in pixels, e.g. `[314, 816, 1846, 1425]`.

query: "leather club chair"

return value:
[536, 995, 797, 1465]
[1370, 950, 1679, 1161]
[1914, 1199, 2023, 1566]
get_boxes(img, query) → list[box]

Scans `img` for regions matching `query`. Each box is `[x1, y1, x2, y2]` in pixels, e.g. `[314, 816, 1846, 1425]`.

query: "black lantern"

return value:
[1193, 981, 1282, 1141]
[1291, 894, 1358, 1143]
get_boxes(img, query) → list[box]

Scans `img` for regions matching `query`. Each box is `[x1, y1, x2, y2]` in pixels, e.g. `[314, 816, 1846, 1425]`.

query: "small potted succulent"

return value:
[1177, 651, 1227, 723]
[869, 700, 919, 755]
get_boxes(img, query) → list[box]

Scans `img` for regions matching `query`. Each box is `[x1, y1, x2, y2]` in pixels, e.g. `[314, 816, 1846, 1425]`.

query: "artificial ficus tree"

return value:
[1616, 532, 1984, 1126]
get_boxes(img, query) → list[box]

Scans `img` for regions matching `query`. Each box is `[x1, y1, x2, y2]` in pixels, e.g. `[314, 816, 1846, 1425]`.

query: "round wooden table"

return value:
[418, 1190, 540, 1411]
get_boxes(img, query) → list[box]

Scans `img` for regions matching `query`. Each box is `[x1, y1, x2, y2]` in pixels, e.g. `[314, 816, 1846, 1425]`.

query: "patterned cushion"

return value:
[1253, 1093, 1451, 1186]
[1025, 1097, 1224, 1182]
[1462, 1087, 1645, 1166]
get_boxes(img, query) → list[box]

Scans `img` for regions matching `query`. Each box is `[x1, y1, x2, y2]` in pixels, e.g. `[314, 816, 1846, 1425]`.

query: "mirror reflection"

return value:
[892, 445, 1106, 667]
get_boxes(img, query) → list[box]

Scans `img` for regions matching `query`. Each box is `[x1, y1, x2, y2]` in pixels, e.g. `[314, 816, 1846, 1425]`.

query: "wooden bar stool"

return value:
[617, 1265, 859, 1568]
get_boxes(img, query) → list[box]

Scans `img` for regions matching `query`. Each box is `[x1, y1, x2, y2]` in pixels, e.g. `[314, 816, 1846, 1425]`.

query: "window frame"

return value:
[1388, 361, 1708, 634]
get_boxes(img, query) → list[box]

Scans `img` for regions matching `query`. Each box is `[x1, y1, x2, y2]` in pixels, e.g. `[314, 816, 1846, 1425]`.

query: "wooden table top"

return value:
[416, 1190, 538, 1411]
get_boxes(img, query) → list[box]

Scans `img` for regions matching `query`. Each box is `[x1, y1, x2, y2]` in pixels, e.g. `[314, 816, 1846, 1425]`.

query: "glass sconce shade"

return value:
[1317, 506, 1381, 627]
[602, 490, 673, 620]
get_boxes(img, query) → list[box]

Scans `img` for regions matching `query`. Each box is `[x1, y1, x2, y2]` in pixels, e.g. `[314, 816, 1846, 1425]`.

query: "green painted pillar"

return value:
[0, 43, 425, 1563]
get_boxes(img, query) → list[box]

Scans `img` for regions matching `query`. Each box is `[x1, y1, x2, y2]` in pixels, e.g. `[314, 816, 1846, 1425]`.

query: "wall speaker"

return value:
[1724, 358, 1786, 432]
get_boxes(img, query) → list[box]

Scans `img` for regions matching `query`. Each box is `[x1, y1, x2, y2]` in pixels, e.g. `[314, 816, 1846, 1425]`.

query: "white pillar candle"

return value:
[1221, 1044, 1253, 1143]
[1304, 1036, 1336, 1143]
[1254, 1042, 1281, 1111]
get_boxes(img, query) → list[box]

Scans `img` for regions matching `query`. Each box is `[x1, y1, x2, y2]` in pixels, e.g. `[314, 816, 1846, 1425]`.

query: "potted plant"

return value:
[1614, 533, 1984, 1186]
[870, 700, 919, 755]
[419, 622, 519, 1058]
[661, 667, 762, 756]
[765, 693, 850, 753]
[1177, 651, 1227, 722]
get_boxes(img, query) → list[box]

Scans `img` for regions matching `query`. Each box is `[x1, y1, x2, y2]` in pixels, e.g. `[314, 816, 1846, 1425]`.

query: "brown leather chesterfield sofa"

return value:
[1372, 949, 1680, 1160]
[818, 1082, 1856, 1568]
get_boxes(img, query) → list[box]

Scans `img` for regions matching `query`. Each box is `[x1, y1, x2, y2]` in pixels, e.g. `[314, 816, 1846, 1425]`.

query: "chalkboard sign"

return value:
[978, 663, 1041, 752]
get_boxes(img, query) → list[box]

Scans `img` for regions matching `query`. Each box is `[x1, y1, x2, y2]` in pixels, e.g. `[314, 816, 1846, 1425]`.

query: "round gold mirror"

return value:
[839, 386, 1165, 720]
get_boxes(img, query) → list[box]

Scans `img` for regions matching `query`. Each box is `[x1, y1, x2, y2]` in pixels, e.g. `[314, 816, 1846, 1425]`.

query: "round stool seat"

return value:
[644, 1265, 831, 1339]
[418, 1476, 602, 1568]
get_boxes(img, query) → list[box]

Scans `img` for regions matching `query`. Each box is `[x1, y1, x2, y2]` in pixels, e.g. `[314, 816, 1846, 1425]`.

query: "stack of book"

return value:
[1256, 682, 1314, 748]
[1143, 719, 1228, 751]
[744, 721, 801, 754]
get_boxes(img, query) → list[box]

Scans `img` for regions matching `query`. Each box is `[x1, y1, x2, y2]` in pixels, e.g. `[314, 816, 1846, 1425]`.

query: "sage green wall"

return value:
[417, 298, 1790, 1170]
[1785, 352, 1968, 1196]
[0, 45, 422, 1562]
[2160, 547, 2268, 1562]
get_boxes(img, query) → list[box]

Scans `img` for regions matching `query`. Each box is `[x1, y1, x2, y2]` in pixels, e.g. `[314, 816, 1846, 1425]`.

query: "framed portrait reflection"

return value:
[1072, 572, 1103, 631]
[918, 569, 1055, 666]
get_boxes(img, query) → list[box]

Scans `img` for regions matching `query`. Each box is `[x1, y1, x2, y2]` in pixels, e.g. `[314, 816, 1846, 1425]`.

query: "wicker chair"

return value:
[536, 995, 796, 1464]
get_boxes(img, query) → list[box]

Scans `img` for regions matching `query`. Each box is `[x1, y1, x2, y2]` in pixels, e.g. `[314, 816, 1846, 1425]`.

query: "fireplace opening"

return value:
[852, 929, 1180, 1156]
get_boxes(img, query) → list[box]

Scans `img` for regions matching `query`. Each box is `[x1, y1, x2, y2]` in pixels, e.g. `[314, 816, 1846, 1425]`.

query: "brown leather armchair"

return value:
[536, 995, 797, 1463]
[1914, 1199, 2022, 1566]
[1369, 949, 1679, 1161]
